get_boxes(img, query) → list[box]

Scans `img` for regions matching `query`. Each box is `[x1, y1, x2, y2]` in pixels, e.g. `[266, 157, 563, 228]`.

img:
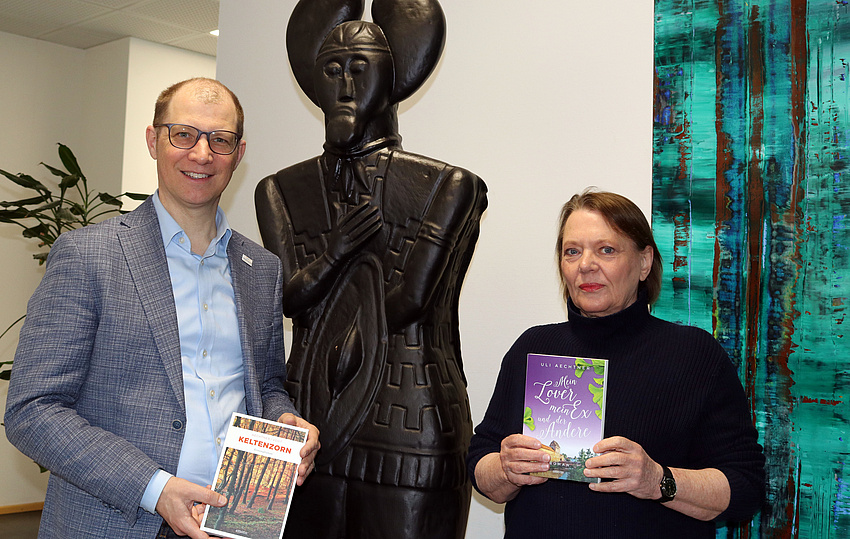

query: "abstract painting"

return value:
[654, 0, 850, 536]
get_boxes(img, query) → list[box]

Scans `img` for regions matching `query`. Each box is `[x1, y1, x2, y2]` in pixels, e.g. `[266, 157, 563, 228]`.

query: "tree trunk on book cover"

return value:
[249, 455, 274, 509]
[217, 447, 248, 527]
[239, 454, 258, 504]
[214, 451, 245, 528]
[267, 465, 283, 511]
[219, 450, 237, 494]
[230, 452, 253, 515]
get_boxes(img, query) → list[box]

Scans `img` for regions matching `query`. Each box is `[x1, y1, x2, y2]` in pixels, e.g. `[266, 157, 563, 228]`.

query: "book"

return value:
[522, 353, 608, 482]
[201, 412, 309, 539]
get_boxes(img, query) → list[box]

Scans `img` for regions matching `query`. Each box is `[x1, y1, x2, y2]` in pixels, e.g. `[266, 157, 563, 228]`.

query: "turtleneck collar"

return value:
[566, 289, 652, 339]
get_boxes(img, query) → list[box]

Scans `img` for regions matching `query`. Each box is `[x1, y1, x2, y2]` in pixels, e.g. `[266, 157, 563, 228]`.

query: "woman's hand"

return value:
[583, 436, 662, 499]
[474, 434, 550, 503]
[584, 436, 731, 520]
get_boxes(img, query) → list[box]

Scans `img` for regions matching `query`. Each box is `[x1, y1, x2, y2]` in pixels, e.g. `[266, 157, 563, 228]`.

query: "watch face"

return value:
[660, 476, 677, 497]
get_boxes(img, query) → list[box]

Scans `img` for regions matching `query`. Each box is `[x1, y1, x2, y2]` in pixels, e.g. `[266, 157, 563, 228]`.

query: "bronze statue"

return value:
[255, 1, 487, 537]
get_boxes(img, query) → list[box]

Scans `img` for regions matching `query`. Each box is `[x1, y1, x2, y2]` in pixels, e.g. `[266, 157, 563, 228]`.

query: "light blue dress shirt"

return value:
[140, 192, 247, 513]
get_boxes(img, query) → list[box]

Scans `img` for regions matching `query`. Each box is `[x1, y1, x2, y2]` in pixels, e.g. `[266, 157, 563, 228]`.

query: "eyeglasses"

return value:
[154, 123, 242, 155]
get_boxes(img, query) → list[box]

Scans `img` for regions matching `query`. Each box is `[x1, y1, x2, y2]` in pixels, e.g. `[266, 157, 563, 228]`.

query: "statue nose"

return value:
[341, 72, 354, 97]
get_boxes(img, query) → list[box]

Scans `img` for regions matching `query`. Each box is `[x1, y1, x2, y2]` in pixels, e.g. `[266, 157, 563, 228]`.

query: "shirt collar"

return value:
[152, 190, 232, 255]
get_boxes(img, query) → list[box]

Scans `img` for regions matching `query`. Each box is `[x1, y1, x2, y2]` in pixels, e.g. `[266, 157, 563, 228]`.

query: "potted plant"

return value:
[0, 143, 147, 380]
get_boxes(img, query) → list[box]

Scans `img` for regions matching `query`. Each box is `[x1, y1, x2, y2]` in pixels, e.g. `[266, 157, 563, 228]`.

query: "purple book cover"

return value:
[523, 353, 608, 482]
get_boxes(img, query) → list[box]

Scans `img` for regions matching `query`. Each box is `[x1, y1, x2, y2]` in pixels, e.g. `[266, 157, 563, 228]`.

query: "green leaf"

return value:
[57, 208, 76, 221]
[0, 194, 51, 207]
[40, 162, 69, 178]
[57, 143, 83, 177]
[0, 370, 10, 381]
[23, 223, 50, 238]
[0, 208, 30, 221]
[523, 406, 536, 431]
[0, 169, 49, 192]
[30, 200, 62, 213]
[67, 201, 85, 215]
[33, 252, 49, 264]
[574, 357, 590, 377]
[98, 192, 122, 206]
[123, 192, 149, 201]
[59, 174, 82, 190]
[591, 359, 606, 377]
[588, 384, 605, 419]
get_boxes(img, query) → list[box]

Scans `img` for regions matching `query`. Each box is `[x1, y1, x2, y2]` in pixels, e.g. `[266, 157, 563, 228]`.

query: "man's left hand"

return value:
[277, 413, 320, 485]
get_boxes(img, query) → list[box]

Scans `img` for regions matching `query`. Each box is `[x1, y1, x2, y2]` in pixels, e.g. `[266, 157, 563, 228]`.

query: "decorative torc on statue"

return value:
[255, 0, 487, 537]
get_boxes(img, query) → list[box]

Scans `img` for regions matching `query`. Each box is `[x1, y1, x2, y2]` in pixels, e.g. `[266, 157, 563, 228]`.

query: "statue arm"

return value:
[256, 176, 381, 318]
[385, 168, 485, 330]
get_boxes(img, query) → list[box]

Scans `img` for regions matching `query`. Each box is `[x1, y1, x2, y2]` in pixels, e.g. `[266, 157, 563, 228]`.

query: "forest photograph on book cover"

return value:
[203, 414, 307, 539]
[523, 353, 608, 483]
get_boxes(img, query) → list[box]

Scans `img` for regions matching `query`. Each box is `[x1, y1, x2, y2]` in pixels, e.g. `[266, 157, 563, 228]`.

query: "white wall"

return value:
[216, 1, 653, 537]
[0, 31, 214, 508]
[0, 30, 87, 508]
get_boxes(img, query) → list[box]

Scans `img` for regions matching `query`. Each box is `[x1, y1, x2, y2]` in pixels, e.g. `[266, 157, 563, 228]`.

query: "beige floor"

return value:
[0, 510, 40, 539]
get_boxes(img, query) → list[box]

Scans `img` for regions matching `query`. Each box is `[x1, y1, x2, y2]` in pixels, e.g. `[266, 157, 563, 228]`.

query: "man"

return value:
[255, 4, 487, 537]
[5, 78, 319, 539]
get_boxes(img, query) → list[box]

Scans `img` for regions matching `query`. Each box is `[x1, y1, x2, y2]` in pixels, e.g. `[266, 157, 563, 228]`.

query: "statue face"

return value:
[314, 49, 394, 150]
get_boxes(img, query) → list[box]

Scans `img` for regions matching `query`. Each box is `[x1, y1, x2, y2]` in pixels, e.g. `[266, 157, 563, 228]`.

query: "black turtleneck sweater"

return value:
[467, 296, 765, 538]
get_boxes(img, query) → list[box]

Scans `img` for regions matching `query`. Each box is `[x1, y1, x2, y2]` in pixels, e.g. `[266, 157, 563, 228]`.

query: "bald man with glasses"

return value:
[5, 77, 319, 539]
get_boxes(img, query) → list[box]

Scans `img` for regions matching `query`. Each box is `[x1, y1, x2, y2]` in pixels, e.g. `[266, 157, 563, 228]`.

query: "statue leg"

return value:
[282, 473, 346, 539]
[283, 472, 471, 539]
[346, 480, 472, 539]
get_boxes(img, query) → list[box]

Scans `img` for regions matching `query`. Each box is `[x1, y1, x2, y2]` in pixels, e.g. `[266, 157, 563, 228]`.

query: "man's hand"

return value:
[278, 413, 321, 486]
[155, 477, 227, 539]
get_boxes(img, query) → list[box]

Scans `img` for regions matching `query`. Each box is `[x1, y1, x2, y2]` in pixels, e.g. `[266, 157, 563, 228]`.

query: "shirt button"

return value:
[203, 303, 209, 311]
[172, 420, 183, 430]
[209, 389, 215, 398]
[179, 236, 185, 244]
[201, 259, 205, 266]
[202, 350, 208, 357]
[216, 438, 222, 446]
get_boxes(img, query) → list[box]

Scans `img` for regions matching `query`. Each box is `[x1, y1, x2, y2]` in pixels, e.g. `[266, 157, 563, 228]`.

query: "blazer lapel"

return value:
[117, 199, 185, 409]
[228, 235, 262, 416]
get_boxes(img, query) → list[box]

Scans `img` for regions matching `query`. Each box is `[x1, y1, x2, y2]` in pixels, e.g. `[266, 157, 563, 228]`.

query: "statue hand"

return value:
[326, 200, 382, 264]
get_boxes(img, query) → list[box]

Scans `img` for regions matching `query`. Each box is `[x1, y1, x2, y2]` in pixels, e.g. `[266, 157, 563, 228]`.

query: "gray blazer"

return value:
[4, 197, 296, 538]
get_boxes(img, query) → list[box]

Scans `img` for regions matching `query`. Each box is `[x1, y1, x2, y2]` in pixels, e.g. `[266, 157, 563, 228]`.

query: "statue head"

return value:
[313, 21, 395, 150]
[287, 0, 446, 150]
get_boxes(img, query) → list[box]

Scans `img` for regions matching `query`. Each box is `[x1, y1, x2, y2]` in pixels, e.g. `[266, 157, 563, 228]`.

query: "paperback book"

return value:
[523, 353, 608, 482]
[201, 412, 308, 539]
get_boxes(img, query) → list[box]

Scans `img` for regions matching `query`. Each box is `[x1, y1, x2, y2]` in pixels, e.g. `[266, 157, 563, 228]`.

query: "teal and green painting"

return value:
[654, 0, 850, 536]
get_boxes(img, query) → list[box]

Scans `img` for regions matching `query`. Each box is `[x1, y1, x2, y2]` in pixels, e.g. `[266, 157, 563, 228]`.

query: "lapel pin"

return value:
[242, 254, 253, 266]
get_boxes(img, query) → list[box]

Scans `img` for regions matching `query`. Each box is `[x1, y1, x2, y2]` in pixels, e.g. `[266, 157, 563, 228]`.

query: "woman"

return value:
[467, 190, 765, 537]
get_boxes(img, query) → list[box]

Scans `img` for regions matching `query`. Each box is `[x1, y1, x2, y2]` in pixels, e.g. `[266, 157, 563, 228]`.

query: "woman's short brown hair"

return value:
[556, 188, 663, 305]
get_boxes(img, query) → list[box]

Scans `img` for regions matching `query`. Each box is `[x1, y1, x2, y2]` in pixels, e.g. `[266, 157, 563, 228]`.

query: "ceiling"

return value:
[0, 0, 220, 57]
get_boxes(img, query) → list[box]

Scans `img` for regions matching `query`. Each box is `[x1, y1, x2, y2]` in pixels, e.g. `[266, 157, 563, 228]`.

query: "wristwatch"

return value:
[656, 465, 676, 503]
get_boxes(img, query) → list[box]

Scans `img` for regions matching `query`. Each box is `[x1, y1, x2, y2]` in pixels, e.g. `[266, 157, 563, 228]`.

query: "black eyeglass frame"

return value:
[153, 123, 242, 155]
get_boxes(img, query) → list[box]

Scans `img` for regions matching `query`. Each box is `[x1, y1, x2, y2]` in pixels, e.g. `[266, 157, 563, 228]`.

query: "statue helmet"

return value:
[286, 0, 446, 107]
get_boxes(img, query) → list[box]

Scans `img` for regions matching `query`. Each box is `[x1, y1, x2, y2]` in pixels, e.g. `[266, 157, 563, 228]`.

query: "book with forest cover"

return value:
[522, 353, 608, 482]
[201, 412, 308, 539]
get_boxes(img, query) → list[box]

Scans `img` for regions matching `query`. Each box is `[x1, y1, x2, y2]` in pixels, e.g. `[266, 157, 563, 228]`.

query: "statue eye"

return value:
[324, 62, 343, 77]
[350, 59, 368, 74]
